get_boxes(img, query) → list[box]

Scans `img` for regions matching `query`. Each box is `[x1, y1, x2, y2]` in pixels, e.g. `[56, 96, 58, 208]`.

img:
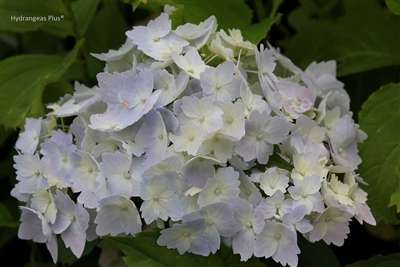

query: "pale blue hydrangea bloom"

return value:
[157, 219, 216, 256]
[52, 191, 89, 258]
[48, 82, 99, 117]
[175, 16, 217, 49]
[11, 11, 375, 266]
[126, 13, 188, 61]
[172, 47, 207, 79]
[15, 118, 42, 155]
[200, 61, 240, 101]
[140, 172, 184, 223]
[235, 111, 292, 164]
[95, 196, 141, 236]
[198, 167, 240, 207]
[18, 207, 58, 262]
[100, 151, 142, 197]
[254, 221, 300, 267]
[90, 70, 161, 131]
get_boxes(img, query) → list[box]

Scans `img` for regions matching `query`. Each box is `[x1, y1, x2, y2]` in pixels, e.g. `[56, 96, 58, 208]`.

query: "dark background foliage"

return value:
[1, 0, 400, 266]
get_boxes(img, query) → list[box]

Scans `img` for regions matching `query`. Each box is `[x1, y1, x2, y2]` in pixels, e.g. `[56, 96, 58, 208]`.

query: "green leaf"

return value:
[243, 14, 281, 44]
[283, 0, 400, 76]
[108, 231, 264, 267]
[142, 0, 252, 31]
[390, 191, 400, 213]
[0, 0, 73, 37]
[58, 239, 98, 264]
[346, 253, 400, 267]
[0, 0, 100, 38]
[72, 0, 101, 36]
[85, 0, 128, 78]
[0, 39, 83, 128]
[386, 0, 400, 15]
[23, 263, 56, 267]
[122, 0, 148, 11]
[359, 83, 400, 224]
[0, 228, 16, 248]
[176, 0, 252, 30]
[0, 203, 16, 228]
[298, 240, 340, 267]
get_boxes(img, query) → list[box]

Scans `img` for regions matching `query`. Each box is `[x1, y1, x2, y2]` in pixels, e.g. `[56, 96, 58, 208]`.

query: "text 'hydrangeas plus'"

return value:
[12, 7, 375, 267]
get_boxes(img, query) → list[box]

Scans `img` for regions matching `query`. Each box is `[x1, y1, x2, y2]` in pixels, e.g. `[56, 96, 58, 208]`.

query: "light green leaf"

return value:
[0, 203, 16, 228]
[346, 253, 400, 267]
[0, 40, 83, 128]
[386, 0, 400, 15]
[283, 0, 400, 76]
[109, 231, 264, 267]
[359, 83, 400, 224]
[389, 191, 400, 213]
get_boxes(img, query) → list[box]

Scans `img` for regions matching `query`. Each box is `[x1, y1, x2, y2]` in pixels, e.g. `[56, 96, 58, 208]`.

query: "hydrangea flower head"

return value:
[12, 10, 374, 267]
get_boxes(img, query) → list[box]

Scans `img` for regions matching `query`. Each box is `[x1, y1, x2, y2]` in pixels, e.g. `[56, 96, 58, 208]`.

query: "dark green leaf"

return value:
[283, 0, 400, 76]
[0, 202, 16, 228]
[359, 83, 400, 224]
[108, 231, 264, 267]
[141, 0, 252, 31]
[86, 0, 128, 78]
[386, 0, 400, 15]
[58, 239, 98, 264]
[0, 228, 16, 248]
[298, 240, 340, 267]
[0, 39, 83, 128]
[346, 253, 400, 267]
[23, 263, 56, 267]
[175, 0, 252, 30]
[72, 0, 101, 37]
[243, 14, 281, 44]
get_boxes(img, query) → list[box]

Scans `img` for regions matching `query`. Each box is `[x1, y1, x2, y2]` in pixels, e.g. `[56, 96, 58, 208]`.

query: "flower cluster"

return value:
[12, 8, 375, 267]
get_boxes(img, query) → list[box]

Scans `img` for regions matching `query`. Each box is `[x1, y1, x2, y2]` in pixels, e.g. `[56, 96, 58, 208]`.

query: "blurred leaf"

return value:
[122, 0, 148, 11]
[359, 83, 400, 224]
[0, 126, 12, 144]
[23, 263, 56, 267]
[0, 0, 73, 37]
[283, 0, 400, 76]
[0, 39, 83, 128]
[298, 240, 340, 267]
[346, 253, 400, 267]
[386, 0, 400, 15]
[42, 80, 73, 106]
[109, 231, 264, 267]
[58, 239, 98, 264]
[142, 0, 252, 31]
[243, 14, 281, 43]
[86, 0, 128, 78]
[0, 228, 16, 248]
[175, 0, 252, 30]
[340, 65, 400, 119]
[72, 0, 101, 37]
[0, 202, 16, 228]
[0, 0, 100, 38]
